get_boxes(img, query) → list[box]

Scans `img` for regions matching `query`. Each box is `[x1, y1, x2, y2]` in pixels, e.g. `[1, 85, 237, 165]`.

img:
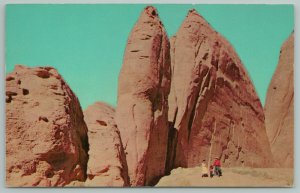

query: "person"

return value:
[201, 160, 209, 177]
[209, 165, 214, 178]
[213, 157, 222, 177]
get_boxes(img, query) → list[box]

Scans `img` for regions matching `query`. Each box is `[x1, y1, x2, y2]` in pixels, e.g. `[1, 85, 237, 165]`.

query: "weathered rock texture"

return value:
[167, 9, 273, 170]
[265, 33, 294, 168]
[116, 6, 171, 186]
[6, 65, 89, 187]
[83, 102, 130, 186]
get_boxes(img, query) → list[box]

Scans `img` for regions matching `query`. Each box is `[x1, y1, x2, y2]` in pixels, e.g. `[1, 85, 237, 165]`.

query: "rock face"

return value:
[167, 9, 273, 169]
[83, 102, 130, 186]
[115, 6, 171, 186]
[6, 65, 89, 187]
[264, 33, 294, 168]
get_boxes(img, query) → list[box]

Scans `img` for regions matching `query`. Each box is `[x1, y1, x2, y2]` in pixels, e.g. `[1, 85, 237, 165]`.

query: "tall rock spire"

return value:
[116, 6, 171, 186]
[167, 9, 273, 169]
[265, 32, 294, 168]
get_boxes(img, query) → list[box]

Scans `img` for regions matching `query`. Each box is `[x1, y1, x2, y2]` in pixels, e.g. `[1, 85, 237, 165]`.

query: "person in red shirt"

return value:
[213, 157, 222, 177]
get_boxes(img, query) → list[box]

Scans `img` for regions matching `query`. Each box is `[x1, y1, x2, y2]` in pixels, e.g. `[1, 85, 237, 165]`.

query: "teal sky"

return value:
[6, 4, 294, 109]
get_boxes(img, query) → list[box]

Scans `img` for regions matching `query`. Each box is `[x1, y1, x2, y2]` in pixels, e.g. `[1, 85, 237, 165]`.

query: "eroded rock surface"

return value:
[6, 65, 89, 187]
[116, 6, 171, 186]
[265, 33, 294, 168]
[167, 9, 273, 169]
[83, 102, 130, 186]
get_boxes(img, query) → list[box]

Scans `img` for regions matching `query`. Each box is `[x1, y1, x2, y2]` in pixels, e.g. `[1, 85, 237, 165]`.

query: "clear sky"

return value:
[6, 4, 294, 109]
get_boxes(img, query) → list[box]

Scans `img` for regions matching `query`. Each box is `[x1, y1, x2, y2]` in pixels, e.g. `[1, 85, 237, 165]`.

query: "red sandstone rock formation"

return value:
[115, 6, 171, 186]
[83, 102, 130, 186]
[265, 33, 294, 168]
[167, 9, 273, 169]
[6, 65, 89, 187]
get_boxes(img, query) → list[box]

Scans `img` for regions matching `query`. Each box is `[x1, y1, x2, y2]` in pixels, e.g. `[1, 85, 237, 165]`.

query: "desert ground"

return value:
[156, 167, 293, 187]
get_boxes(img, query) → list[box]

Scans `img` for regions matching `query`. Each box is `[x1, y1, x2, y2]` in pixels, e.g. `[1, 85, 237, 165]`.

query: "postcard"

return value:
[5, 4, 294, 187]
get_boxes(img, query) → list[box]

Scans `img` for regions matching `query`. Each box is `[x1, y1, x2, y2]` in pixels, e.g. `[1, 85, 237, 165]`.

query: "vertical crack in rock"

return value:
[165, 108, 178, 174]
[116, 6, 171, 186]
[165, 35, 178, 172]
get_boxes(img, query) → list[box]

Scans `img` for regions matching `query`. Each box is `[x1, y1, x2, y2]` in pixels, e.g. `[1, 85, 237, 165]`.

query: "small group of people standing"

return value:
[201, 157, 222, 178]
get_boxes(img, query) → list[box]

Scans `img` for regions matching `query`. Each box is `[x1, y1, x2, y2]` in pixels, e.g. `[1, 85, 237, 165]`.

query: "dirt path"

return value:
[156, 167, 293, 187]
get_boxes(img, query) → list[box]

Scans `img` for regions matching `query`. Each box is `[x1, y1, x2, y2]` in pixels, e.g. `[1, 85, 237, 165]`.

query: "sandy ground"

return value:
[156, 167, 293, 187]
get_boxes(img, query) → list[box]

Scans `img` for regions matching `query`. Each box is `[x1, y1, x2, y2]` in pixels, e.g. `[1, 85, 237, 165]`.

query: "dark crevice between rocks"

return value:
[65, 91, 90, 184]
[187, 73, 204, 142]
[117, 134, 131, 186]
[148, 174, 164, 186]
[81, 124, 90, 182]
[187, 95, 199, 141]
[165, 107, 178, 175]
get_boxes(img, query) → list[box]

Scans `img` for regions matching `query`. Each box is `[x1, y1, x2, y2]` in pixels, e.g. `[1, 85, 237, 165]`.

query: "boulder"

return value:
[264, 33, 294, 168]
[83, 102, 130, 186]
[115, 6, 171, 186]
[167, 9, 273, 169]
[6, 65, 89, 187]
